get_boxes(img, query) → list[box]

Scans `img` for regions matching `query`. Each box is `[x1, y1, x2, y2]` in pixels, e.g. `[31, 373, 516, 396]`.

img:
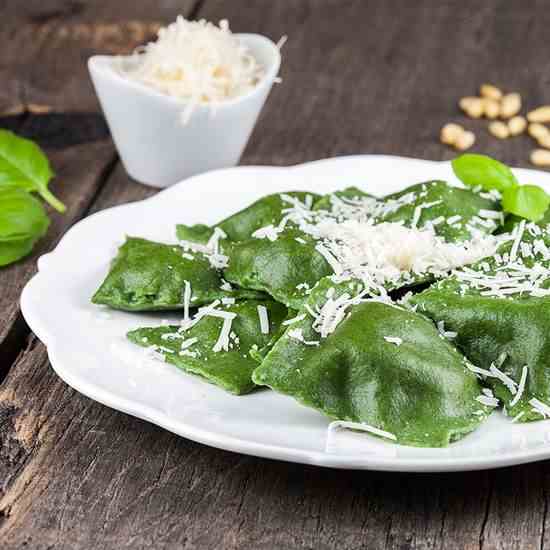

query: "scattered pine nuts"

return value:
[528, 123, 550, 141]
[459, 97, 484, 119]
[482, 98, 500, 119]
[500, 93, 522, 119]
[480, 83, 503, 101]
[442, 83, 550, 168]
[531, 149, 550, 167]
[508, 116, 527, 136]
[455, 130, 476, 151]
[440, 123, 464, 146]
[527, 106, 550, 123]
[488, 121, 509, 139]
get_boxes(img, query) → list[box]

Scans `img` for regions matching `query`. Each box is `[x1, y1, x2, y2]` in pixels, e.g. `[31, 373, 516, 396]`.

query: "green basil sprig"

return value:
[0, 130, 65, 267]
[452, 154, 550, 222]
[0, 185, 50, 266]
[0, 129, 65, 213]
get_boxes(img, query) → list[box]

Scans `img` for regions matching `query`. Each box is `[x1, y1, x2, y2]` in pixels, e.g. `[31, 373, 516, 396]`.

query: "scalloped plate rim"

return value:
[20, 154, 550, 472]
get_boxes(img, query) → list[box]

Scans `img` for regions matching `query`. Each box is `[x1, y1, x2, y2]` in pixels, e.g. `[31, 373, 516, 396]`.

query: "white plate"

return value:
[21, 155, 550, 472]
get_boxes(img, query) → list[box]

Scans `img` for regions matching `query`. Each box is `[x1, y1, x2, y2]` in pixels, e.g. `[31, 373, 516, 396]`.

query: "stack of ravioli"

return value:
[92, 180, 550, 447]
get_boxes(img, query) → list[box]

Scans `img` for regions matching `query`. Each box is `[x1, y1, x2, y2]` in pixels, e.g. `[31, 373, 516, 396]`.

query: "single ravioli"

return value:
[92, 237, 248, 311]
[253, 278, 490, 447]
[410, 221, 550, 421]
[176, 191, 321, 244]
[127, 299, 287, 394]
[379, 180, 502, 242]
[223, 228, 333, 309]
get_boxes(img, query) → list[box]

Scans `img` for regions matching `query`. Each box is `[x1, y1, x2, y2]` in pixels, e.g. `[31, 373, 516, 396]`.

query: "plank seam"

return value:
[478, 476, 494, 550]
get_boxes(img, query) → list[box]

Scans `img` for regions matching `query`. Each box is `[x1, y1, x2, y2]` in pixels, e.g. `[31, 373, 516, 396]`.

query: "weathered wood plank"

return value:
[0, 338, 546, 550]
[2, 1, 550, 549]
[203, 0, 550, 171]
[0, 0, 197, 356]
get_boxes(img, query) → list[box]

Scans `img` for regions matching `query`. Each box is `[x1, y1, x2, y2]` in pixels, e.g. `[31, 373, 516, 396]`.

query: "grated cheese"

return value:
[453, 221, 550, 299]
[511, 411, 525, 423]
[479, 209, 502, 220]
[257, 305, 270, 334]
[489, 363, 517, 395]
[530, 397, 550, 418]
[282, 313, 306, 326]
[212, 315, 235, 352]
[436, 320, 457, 340]
[307, 221, 497, 293]
[327, 420, 397, 442]
[315, 243, 344, 275]
[447, 215, 462, 225]
[287, 328, 320, 346]
[509, 366, 528, 407]
[465, 362, 492, 378]
[252, 224, 280, 242]
[183, 280, 191, 327]
[509, 219, 526, 263]
[476, 389, 499, 407]
[120, 18, 266, 122]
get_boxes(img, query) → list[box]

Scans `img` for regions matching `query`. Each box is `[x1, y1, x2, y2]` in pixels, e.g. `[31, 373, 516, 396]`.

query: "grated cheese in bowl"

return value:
[118, 17, 268, 122]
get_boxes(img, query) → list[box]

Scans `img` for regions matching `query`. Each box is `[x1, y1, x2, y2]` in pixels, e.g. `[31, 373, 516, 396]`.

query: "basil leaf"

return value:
[0, 236, 39, 266]
[0, 129, 65, 212]
[452, 154, 518, 192]
[0, 185, 50, 266]
[502, 185, 550, 222]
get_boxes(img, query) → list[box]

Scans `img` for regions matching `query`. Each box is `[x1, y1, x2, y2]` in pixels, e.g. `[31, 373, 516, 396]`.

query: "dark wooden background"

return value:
[1, 1, 549, 548]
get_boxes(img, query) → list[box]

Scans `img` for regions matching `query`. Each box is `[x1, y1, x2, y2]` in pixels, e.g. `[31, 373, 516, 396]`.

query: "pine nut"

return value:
[508, 116, 527, 136]
[488, 121, 509, 139]
[482, 98, 500, 119]
[440, 123, 464, 146]
[528, 123, 550, 141]
[537, 134, 550, 150]
[527, 106, 550, 123]
[459, 97, 484, 119]
[531, 149, 550, 167]
[455, 130, 475, 151]
[500, 93, 522, 119]
[28, 103, 52, 114]
[480, 83, 503, 101]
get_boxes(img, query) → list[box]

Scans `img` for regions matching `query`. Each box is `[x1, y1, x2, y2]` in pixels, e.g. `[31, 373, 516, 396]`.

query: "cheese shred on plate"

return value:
[120, 17, 266, 121]
[326, 420, 397, 444]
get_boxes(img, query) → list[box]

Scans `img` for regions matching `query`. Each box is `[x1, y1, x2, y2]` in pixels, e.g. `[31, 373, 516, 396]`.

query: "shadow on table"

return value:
[0, 112, 110, 149]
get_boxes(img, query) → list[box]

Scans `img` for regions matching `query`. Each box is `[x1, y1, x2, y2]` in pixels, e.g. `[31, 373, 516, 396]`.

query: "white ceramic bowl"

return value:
[88, 34, 281, 188]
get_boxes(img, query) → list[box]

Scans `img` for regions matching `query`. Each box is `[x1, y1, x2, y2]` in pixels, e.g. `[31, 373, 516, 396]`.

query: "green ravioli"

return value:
[92, 237, 247, 311]
[312, 186, 375, 212]
[174, 223, 213, 246]
[379, 180, 502, 241]
[127, 299, 287, 394]
[222, 182, 500, 309]
[176, 191, 321, 244]
[411, 221, 550, 421]
[253, 278, 490, 447]
[223, 228, 333, 309]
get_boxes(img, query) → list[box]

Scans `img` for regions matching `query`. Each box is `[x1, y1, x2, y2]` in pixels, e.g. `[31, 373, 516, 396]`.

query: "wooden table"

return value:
[1, 1, 549, 548]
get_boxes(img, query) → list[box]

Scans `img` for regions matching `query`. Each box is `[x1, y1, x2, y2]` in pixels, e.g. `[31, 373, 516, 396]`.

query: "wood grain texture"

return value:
[203, 0, 550, 170]
[0, 0, 197, 354]
[2, 1, 550, 549]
